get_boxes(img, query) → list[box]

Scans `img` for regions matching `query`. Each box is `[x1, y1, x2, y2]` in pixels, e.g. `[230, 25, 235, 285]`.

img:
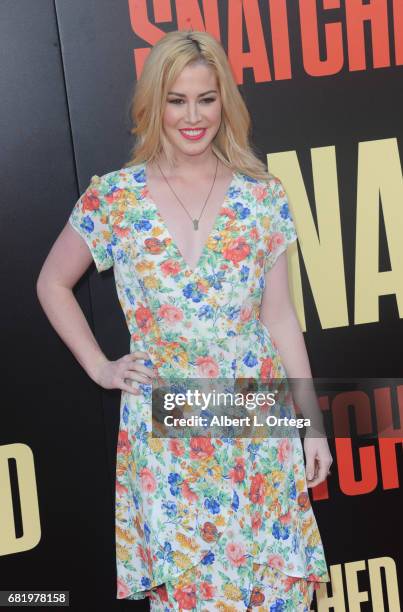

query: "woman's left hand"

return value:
[303, 436, 333, 488]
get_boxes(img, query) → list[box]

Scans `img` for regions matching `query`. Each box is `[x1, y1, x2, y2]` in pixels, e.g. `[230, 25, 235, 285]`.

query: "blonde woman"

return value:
[37, 30, 332, 611]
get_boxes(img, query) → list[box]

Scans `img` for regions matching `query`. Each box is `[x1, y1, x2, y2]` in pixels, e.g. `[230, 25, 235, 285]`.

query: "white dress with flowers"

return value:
[68, 162, 330, 607]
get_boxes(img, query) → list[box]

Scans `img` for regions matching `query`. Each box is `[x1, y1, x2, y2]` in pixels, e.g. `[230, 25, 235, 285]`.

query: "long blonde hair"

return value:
[124, 30, 272, 181]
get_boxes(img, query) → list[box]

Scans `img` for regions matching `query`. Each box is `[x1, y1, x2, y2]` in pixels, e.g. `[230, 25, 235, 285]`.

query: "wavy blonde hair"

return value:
[124, 30, 272, 181]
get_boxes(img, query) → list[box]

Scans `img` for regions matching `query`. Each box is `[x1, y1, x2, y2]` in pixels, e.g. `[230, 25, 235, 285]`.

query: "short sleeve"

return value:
[262, 176, 298, 273]
[68, 174, 114, 273]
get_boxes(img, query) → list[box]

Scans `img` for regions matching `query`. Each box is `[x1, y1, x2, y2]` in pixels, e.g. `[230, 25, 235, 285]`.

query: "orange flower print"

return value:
[82, 189, 100, 212]
[139, 467, 156, 493]
[161, 259, 182, 276]
[221, 206, 237, 219]
[181, 479, 199, 503]
[117, 579, 130, 598]
[225, 541, 247, 567]
[154, 584, 169, 602]
[252, 184, 268, 201]
[249, 473, 266, 504]
[256, 247, 265, 268]
[173, 584, 197, 610]
[228, 457, 246, 484]
[168, 439, 185, 457]
[200, 581, 215, 599]
[222, 236, 251, 265]
[104, 187, 127, 205]
[240, 302, 253, 322]
[158, 304, 184, 325]
[249, 226, 259, 240]
[297, 491, 311, 511]
[283, 575, 301, 593]
[195, 356, 219, 377]
[249, 587, 265, 606]
[278, 439, 291, 464]
[113, 224, 131, 239]
[134, 305, 153, 333]
[117, 430, 131, 455]
[268, 231, 285, 254]
[279, 510, 292, 524]
[116, 481, 128, 496]
[251, 510, 262, 534]
[137, 544, 153, 571]
[201, 521, 218, 543]
[267, 553, 285, 570]
[260, 357, 275, 381]
[189, 437, 215, 460]
[144, 237, 166, 254]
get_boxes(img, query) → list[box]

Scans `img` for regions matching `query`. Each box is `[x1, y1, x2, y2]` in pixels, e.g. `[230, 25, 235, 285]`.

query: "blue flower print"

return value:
[243, 350, 258, 368]
[156, 541, 173, 562]
[243, 175, 259, 183]
[233, 202, 250, 219]
[240, 265, 249, 282]
[168, 472, 182, 484]
[204, 497, 220, 514]
[228, 185, 242, 198]
[198, 304, 214, 320]
[168, 472, 182, 496]
[270, 598, 286, 611]
[132, 167, 146, 184]
[80, 215, 95, 236]
[273, 520, 290, 540]
[227, 305, 241, 321]
[247, 442, 260, 457]
[205, 271, 226, 290]
[231, 490, 239, 511]
[144, 522, 150, 543]
[201, 551, 215, 565]
[279, 202, 291, 220]
[136, 422, 149, 443]
[122, 403, 129, 425]
[125, 287, 136, 306]
[134, 219, 152, 232]
[162, 501, 177, 518]
[183, 282, 204, 302]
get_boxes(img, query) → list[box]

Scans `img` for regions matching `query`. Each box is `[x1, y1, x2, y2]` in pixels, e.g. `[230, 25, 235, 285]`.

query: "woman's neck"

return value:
[155, 150, 219, 180]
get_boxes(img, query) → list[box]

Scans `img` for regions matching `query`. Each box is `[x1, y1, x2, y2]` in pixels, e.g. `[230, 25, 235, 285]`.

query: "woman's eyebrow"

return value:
[167, 90, 218, 97]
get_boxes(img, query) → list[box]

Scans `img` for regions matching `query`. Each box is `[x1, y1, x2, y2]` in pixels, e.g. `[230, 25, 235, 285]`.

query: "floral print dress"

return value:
[68, 162, 330, 608]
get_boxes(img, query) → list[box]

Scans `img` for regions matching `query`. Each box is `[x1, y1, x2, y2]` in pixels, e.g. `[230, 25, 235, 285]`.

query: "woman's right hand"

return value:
[92, 351, 157, 394]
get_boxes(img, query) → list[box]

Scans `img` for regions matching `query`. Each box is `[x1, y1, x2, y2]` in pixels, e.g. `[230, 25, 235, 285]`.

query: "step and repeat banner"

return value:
[1, 1, 402, 610]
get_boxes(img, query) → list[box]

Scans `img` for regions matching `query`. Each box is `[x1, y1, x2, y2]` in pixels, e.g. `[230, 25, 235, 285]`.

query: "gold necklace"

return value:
[155, 156, 219, 231]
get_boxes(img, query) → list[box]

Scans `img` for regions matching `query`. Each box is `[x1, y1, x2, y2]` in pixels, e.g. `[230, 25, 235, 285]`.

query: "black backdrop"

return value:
[1, 1, 402, 610]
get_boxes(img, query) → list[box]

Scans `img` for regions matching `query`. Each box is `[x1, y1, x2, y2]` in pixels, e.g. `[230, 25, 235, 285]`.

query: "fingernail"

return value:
[307, 473, 313, 480]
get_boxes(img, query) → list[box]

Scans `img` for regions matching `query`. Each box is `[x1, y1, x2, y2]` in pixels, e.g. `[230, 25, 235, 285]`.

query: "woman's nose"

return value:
[185, 103, 201, 123]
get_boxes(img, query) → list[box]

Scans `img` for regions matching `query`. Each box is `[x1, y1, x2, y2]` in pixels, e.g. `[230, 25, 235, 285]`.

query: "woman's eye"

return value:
[167, 98, 216, 104]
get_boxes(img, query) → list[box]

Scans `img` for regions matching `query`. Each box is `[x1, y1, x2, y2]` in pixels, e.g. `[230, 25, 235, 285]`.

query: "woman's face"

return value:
[162, 62, 222, 160]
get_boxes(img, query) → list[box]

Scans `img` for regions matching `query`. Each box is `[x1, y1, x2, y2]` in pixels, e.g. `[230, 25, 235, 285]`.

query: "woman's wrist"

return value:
[88, 352, 109, 384]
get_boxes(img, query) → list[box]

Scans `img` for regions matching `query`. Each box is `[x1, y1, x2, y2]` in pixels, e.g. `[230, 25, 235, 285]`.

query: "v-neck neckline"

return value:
[141, 161, 239, 276]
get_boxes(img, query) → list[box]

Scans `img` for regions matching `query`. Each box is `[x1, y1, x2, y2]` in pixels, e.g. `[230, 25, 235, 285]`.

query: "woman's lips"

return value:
[179, 128, 207, 141]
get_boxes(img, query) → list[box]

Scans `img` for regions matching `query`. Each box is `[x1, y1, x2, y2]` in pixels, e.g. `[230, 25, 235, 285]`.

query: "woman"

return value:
[37, 30, 332, 611]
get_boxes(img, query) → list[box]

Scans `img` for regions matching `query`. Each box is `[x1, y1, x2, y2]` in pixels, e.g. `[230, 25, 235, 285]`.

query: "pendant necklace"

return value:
[155, 156, 219, 231]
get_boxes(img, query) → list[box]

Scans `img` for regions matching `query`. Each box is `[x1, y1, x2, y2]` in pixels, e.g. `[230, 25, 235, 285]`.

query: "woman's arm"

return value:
[259, 250, 333, 486]
[36, 222, 154, 390]
[36, 221, 110, 382]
